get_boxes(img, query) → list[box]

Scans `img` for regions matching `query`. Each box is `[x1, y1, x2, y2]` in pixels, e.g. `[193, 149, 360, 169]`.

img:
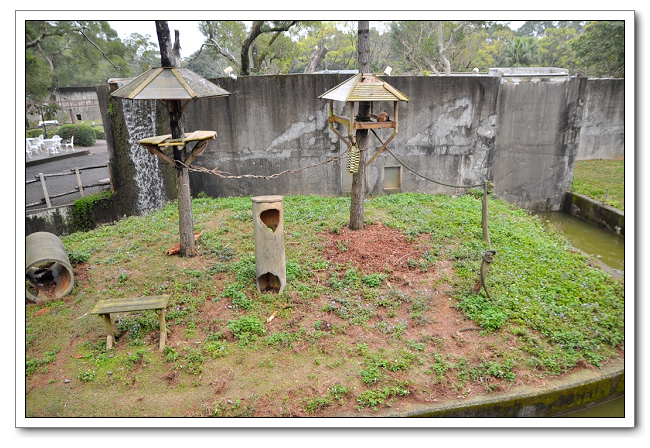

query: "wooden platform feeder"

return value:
[111, 67, 231, 167]
[318, 73, 409, 164]
[138, 130, 218, 167]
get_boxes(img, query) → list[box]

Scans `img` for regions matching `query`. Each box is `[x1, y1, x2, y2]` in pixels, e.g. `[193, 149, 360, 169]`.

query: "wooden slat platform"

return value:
[90, 295, 171, 315]
[138, 130, 217, 148]
[90, 295, 171, 351]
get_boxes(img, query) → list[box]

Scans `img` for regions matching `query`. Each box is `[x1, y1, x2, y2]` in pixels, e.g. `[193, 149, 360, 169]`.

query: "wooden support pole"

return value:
[38, 173, 51, 208]
[75, 167, 85, 198]
[101, 314, 114, 349]
[157, 309, 167, 351]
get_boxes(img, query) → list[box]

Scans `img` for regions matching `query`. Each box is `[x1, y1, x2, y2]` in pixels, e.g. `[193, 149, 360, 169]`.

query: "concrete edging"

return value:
[562, 191, 624, 237]
[348, 357, 624, 418]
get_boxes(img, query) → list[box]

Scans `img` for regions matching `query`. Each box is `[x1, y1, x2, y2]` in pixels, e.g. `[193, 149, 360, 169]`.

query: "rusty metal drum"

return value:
[25, 232, 75, 303]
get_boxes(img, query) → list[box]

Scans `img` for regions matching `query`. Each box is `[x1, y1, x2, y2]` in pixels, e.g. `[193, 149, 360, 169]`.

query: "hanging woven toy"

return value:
[346, 144, 361, 173]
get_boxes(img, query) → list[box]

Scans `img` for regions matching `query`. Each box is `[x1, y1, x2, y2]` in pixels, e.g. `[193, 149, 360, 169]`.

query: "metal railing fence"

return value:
[26, 164, 112, 210]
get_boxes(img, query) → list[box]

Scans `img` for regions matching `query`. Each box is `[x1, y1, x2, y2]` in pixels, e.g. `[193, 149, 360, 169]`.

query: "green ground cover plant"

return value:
[24, 192, 624, 417]
[572, 159, 624, 210]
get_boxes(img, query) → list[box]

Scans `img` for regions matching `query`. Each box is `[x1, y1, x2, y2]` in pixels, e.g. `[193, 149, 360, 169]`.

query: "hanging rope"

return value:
[181, 148, 351, 180]
[370, 129, 484, 189]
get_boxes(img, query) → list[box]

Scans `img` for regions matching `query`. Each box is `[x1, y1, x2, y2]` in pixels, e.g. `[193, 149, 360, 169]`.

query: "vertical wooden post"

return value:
[38, 173, 51, 208]
[75, 167, 85, 198]
[156, 21, 195, 257]
[101, 314, 114, 349]
[349, 20, 371, 231]
[158, 309, 167, 351]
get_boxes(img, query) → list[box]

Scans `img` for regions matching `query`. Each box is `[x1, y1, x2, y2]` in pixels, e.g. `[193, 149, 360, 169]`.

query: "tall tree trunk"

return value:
[349, 21, 371, 231]
[156, 21, 195, 257]
[304, 45, 329, 73]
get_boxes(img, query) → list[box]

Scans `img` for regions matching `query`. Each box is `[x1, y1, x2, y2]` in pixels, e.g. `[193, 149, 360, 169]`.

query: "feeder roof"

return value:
[319, 73, 409, 102]
[110, 67, 231, 101]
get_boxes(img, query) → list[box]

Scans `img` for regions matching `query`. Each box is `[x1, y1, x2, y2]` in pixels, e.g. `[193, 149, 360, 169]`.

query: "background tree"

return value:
[240, 21, 297, 75]
[194, 21, 247, 74]
[389, 21, 438, 74]
[26, 21, 130, 90]
[570, 21, 624, 78]
[470, 24, 515, 71]
[498, 36, 541, 67]
[538, 26, 580, 70]
[121, 32, 160, 74]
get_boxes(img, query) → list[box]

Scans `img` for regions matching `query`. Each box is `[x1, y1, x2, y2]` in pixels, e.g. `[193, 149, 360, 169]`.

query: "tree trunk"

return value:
[349, 21, 371, 231]
[304, 45, 329, 73]
[156, 21, 195, 257]
[241, 22, 262, 76]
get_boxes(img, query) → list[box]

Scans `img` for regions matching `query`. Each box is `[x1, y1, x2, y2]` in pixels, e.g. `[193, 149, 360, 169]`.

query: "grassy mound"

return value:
[24, 193, 624, 417]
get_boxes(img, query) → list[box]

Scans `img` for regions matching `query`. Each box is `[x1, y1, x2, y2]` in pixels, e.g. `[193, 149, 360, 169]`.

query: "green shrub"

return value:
[56, 124, 96, 146]
[71, 191, 112, 233]
[26, 129, 43, 138]
[57, 124, 75, 141]
[74, 125, 96, 146]
[93, 127, 105, 140]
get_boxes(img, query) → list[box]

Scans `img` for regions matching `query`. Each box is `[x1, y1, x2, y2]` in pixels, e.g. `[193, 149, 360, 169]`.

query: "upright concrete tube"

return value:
[251, 195, 286, 293]
[25, 232, 75, 303]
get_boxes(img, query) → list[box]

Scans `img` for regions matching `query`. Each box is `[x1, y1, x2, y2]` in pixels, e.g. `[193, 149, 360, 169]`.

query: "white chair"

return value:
[51, 135, 62, 152]
[34, 134, 44, 153]
[64, 136, 74, 152]
[42, 139, 58, 156]
[26, 139, 32, 159]
[27, 138, 41, 156]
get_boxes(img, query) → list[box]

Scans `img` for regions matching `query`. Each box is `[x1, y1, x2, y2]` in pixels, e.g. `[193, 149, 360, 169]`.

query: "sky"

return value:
[109, 21, 206, 58]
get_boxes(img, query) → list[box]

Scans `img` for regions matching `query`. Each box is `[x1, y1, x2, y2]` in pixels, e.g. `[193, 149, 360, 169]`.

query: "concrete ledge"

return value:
[350, 357, 624, 418]
[25, 149, 90, 167]
[562, 191, 624, 237]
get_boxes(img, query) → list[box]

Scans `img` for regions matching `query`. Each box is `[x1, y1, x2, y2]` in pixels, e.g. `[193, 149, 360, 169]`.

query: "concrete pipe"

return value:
[25, 232, 75, 303]
[251, 195, 286, 293]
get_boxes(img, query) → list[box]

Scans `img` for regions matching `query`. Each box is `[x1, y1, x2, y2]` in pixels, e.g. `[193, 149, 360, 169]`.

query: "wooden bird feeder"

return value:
[111, 67, 232, 167]
[138, 130, 217, 167]
[318, 73, 409, 164]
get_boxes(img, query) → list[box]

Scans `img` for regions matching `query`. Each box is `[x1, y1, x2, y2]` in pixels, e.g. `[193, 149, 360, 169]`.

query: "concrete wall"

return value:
[99, 72, 625, 216]
[577, 79, 625, 160]
[493, 75, 586, 210]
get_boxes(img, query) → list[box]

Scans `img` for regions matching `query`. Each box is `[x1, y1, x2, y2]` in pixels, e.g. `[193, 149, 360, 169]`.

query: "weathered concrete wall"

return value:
[492, 75, 586, 210]
[25, 197, 120, 237]
[577, 79, 625, 160]
[182, 75, 500, 200]
[98, 72, 624, 216]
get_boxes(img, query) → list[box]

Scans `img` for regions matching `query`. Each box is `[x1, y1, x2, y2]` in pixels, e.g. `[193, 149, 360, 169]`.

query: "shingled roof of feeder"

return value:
[110, 67, 231, 101]
[318, 73, 409, 102]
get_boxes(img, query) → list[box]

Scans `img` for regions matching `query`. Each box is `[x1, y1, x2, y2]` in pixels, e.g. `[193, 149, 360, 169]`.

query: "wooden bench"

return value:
[90, 295, 171, 351]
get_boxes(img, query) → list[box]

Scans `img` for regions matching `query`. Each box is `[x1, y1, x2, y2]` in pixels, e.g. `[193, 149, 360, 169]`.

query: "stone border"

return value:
[562, 191, 624, 237]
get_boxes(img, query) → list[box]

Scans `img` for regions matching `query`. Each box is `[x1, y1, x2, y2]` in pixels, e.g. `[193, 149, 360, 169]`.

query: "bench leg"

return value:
[158, 309, 167, 351]
[101, 314, 115, 349]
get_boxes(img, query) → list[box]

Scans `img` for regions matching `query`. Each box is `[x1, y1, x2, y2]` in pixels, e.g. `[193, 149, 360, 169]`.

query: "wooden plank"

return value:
[91, 295, 171, 315]
[138, 131, 217, 148]
[354, 120, 396, 130]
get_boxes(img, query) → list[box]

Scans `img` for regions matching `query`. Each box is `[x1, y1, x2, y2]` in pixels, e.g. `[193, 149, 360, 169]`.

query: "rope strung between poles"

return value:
[180, 148, 351, 180]
[370, 129, 484, 189]
[368, 129, 498, 300]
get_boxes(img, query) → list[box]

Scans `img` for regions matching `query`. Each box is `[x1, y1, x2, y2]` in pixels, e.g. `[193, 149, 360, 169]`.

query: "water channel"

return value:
[536, 212, 625, 418]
